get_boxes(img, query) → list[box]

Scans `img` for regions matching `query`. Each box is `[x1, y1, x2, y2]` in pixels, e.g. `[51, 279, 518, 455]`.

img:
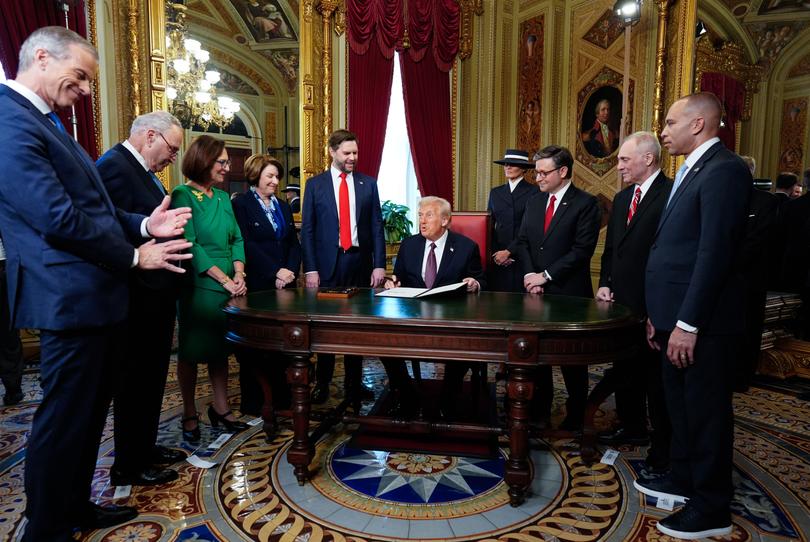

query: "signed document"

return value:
[375, 281, 466, 299]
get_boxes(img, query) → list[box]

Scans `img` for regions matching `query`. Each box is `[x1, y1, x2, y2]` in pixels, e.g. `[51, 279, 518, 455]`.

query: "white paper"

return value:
[112, 485, 131, 499]
[208, 433, 234, 449]
[600, 449, 619, 465]
[247, 417, 263, 426]
[656, 496, 675, 511]
[375, 282, 466, 299]
[187, 455, 218, 469]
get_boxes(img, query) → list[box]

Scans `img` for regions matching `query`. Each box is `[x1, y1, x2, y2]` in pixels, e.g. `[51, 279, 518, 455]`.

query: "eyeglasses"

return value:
[157, 132, 180, 156]
[535, 167, 561, 179]
[215, 159, 232, 168]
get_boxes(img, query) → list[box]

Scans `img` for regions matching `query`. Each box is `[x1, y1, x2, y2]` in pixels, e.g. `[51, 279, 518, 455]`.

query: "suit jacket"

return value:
[393, 230, 486, 289]
[645, 141, 750, 334]
[777, 192, 810, 291]
[599, 172, 671, 314]
[232, 192, 301, 291]
[300, 170, 386, 280]
[96, 143, 176, 291]
[487, 179, 536, 291]
[0, 85, 143, 330]
[740, 188, 779, 283]
[515, 184, 601, 297]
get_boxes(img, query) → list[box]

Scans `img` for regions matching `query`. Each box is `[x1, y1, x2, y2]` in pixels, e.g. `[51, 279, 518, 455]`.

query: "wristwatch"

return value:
[542, 270, 551, 282]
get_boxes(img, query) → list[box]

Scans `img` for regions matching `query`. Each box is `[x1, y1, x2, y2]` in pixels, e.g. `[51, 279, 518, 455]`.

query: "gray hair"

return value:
[130, 111, 182, 137]
[594, 98, 611, 116]
[18, 26, 98, 73]
[740, 156, 756, 175]
[624, 131, 661, 165]
[419, 196, 452, 219]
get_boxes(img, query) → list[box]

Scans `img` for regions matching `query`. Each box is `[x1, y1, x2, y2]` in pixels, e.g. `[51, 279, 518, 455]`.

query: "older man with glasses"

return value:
[96, 111, 187, 488]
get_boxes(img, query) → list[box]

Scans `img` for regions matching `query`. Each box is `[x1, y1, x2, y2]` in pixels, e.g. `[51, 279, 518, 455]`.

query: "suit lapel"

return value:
[544, 184, 576, 240]
[116, 144, 166, 201]
[320, 172, 339, 229]
[353, 172, 367, 225]
[656, 142, 723, 236]
[411, 235, 428, 287]
[435, 232, 457, 286]
[621, 173, 667, 241]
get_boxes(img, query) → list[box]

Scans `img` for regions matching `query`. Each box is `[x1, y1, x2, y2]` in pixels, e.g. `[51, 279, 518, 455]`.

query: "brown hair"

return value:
[328, 129, 357, 151]
[533, 145, 574, 179]
[181, 135, 225, 184]
[244, 154, 284, 186]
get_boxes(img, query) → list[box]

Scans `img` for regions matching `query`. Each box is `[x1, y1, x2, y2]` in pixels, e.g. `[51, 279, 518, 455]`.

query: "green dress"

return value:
[171, 184, 245, 364]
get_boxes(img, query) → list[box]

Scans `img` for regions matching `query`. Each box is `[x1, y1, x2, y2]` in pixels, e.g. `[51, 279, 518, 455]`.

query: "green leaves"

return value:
[381, 200, 413, 243]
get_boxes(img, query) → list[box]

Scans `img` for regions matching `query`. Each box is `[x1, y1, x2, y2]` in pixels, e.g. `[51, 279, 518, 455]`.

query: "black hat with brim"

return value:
[494, 149, 534, 168]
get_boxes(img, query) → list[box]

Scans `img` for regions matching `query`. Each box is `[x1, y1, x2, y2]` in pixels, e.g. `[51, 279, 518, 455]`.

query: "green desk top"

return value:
[226, 289, 640, 332]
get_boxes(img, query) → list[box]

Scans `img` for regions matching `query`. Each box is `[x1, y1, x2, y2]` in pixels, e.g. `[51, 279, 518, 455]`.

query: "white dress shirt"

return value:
[630, 169, 661, 210]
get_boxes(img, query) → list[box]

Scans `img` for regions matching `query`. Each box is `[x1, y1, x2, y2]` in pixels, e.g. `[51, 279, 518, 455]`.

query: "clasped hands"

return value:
[492, 249, 514, 267]
[275, 267, 295, 290]
[523, 272, 548, 294]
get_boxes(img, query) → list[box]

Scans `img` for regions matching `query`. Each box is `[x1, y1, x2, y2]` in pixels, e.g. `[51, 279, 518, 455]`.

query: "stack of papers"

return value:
[375, 281, 466, 298]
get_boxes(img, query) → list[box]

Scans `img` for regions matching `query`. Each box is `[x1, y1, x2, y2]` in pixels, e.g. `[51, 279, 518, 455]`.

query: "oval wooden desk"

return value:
[224, 288, 642, 506]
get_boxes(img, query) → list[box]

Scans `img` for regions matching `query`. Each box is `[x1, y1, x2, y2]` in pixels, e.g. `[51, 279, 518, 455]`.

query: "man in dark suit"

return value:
[636, 92, 750, 540]
[0, 27, 193, 541]
[284, 183, 301, 213]
[97, 111, 187, 487]
[778, 191, 810, 339]
[515, 145, 601, 430]
[593, 132, 672, 471]
[383, 196, 485, 415]
[487, 149, 537, 292]
[301, 129, 386, 404]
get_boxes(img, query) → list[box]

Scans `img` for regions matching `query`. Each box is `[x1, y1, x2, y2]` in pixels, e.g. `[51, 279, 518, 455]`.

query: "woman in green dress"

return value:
[172, 134, 248, 442]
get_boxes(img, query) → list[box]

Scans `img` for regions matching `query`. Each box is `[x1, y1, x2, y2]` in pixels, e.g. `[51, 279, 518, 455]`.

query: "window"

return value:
[377, 52, 420, 234]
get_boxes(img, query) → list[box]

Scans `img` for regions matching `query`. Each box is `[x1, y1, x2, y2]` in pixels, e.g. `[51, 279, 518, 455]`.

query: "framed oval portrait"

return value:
[580, 86, 622, 159]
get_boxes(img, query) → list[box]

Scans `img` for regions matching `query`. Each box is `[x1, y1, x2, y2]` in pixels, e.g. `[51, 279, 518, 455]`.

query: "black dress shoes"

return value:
[207, 404, 249, 431]
[598, 427, 649, 446]
[79, 502, 138, 529]
[311, 384, 330, 404]
[3, 389, 23, 406]
[151, 445, 187, 465]
[110, 467, 179, 487]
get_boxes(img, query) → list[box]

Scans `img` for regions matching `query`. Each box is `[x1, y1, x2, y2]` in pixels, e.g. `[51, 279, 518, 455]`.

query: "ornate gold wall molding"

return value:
[651, 0, 670, 136]
[694, 36, 763, 121]
[210, 50, 277, 95]
[86, 0, 104, 156]
[459, 0, 485, 60]
[128, 0, 142, 119]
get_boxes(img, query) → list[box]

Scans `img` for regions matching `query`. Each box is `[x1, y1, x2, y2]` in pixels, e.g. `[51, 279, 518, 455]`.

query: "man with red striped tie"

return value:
[514, 145, 601, 431]
[593, 132, 673, 472]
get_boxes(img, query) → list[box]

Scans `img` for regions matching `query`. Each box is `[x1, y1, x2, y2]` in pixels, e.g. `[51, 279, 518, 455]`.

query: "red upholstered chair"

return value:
[448, 211, 491, 270]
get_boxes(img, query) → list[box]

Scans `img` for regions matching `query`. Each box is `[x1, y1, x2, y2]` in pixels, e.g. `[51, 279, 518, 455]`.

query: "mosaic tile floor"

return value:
[0, 358, 808, 542]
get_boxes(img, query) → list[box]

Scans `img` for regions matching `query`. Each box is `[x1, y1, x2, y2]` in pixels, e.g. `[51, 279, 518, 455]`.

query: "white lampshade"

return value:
[184, 39, 201, 54]
[173, 59, 190, 74]
[195, 91, 211, 104]
[196, 50, 210, 63]
[205, 70, 221, 84]
[198, 79, 212, 91]
[166, 87, 177, 100]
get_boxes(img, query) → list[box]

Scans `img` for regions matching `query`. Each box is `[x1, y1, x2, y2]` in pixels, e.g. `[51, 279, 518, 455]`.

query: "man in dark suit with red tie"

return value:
[635, 93, 750, 540]
[383, 196, 485, 416]
[97, 111, 188, 487]
[593, 132, 672, 471]
[301, 129, 387, 404]
[514, 145, 601, 430]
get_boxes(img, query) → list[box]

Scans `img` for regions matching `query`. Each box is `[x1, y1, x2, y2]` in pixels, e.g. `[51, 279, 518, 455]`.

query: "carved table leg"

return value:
[506, 366, 534, 506]
[287, 353, 313, 485]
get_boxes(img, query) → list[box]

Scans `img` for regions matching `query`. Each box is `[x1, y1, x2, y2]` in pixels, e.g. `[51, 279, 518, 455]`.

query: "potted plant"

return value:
[381, 200, 413, 243]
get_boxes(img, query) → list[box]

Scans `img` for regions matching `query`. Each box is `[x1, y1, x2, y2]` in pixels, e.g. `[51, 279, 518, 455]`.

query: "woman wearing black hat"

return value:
[487, 149, 537, 292]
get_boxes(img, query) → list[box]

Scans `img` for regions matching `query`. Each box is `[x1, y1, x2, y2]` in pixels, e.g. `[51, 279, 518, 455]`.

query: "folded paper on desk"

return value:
[375, 281, 466, 298]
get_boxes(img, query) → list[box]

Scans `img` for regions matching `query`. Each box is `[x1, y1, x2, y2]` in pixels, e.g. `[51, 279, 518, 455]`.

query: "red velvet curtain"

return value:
[346, 0, 460, 204]
[700, 72, 745, 151]
[0, 0, 98, 159]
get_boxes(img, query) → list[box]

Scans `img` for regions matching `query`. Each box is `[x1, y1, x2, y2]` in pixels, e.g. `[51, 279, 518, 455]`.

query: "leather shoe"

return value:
[3, 389, 23, 406]
[110, 467, 179, 487]
[151, 445, 187, 465]
[79, 502, 138, 529]
[311, 384, 329, 404]
[598, 427, 649, 446]
[633, 475, 689, 502]
[657, 504, 732, 539]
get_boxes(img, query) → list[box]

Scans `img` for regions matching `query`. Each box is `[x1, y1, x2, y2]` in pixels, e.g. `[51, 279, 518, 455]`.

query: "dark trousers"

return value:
[736, 285, 767, 390]
[0, 261, 23, 397]
[23, 326, 121, 541]
[315, 249, 366, 391]
[532, 366, 588, 425]
[657, 331, 736, 517]
[239, 349, 291, 414]
[112, 284, 176, 474]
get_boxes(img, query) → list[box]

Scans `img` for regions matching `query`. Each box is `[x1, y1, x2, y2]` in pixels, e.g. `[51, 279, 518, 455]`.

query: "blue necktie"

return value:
[46, 112, 67, 135]
[148, 171, 166, 195]
[666, 163, 689, 208]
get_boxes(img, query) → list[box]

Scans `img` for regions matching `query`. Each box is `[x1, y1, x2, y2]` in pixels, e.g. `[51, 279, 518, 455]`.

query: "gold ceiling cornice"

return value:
[209, 49, 277, 95]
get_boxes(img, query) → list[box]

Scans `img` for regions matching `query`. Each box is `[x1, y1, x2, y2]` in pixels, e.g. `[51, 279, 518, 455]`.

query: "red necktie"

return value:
[338, 172, 351, 250]
[627, 186, 642, 225]
[543, 194, 556, 233]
